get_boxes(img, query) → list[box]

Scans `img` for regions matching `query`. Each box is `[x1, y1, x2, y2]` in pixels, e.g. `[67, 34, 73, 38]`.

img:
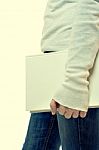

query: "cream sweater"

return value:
[40, 0, 99, 112]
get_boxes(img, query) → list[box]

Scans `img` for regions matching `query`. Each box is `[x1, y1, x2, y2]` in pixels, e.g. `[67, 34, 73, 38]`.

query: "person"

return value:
[49, 0, 99, 149]
[22, 0, 99, 149]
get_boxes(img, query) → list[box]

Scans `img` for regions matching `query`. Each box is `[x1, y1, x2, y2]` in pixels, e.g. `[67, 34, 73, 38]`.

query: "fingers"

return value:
[57, 105, 66, 116]
[57, 106, 73, 119]
[64, 109, 73, 119]
[58, 107, 79, 119]
[79, 111, 87, 118]
[72, 110, 79, 118]
[50, 99, 87, 118]
[57, 105, 87, 119]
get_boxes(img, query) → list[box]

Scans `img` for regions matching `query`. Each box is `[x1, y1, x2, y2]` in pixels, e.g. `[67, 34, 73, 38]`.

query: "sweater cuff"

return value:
[52, 83, 89, 112]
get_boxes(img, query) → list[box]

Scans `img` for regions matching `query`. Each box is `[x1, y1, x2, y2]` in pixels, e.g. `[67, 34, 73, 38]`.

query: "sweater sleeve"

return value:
[52, 0, 99, 112]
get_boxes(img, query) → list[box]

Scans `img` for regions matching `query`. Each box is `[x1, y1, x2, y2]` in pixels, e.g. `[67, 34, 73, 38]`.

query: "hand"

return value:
[50, 99, 87, 119]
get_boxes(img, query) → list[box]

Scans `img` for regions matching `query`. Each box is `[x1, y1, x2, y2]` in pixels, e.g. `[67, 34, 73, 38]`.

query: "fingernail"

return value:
[52, 112, 55, 115]
[80, 114, 86, 118]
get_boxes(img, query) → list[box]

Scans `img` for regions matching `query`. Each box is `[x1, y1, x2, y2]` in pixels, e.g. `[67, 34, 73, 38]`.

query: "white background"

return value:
[0, 0, 53, 149]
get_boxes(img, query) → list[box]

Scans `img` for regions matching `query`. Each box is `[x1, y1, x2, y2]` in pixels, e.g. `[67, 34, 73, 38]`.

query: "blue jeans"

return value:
[57, 108, 99, 150]
[22, 112, 61, 150]
[22, 108, 99, 150]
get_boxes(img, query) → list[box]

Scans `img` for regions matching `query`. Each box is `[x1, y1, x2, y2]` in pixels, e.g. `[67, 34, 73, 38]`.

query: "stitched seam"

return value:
[43, 115, 56, 150]
[78, 118, 82, 150]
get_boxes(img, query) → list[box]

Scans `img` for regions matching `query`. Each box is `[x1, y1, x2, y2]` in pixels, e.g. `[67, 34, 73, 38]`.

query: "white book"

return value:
[26, 50, 99, 112]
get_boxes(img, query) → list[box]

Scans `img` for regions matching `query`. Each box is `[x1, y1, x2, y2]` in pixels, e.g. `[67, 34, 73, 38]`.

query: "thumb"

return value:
[50, 99, 59, 115]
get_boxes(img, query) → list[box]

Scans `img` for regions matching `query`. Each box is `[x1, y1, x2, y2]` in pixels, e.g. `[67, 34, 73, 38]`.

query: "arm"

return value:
[52, 0, 99, 112]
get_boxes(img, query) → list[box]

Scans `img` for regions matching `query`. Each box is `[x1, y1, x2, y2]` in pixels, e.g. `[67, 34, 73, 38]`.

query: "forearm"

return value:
[52, 0, 99, 112]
